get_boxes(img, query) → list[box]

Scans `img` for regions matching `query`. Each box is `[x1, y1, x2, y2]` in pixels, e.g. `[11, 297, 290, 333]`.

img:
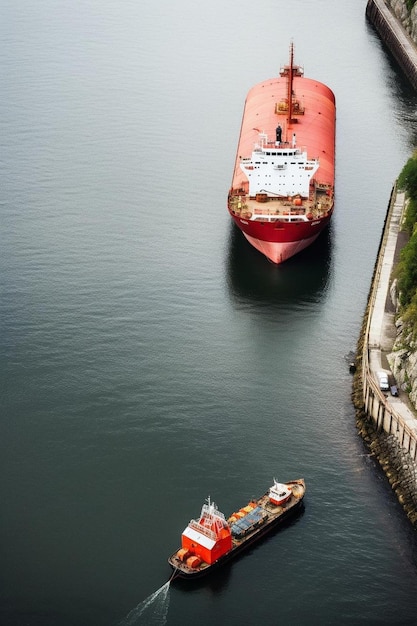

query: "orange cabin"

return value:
[181, 525, 232, 565]
[180, 499, 233, 564]
[181, 522, 232, 564]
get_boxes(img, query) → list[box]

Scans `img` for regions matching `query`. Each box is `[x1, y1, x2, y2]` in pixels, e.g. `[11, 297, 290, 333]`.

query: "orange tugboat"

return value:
[227, 43, 335, 264]
[168, 478, 305, 578]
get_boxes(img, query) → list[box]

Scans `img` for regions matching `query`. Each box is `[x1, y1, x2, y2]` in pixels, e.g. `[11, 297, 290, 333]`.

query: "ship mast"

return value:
[287, 42, 294, 127]
[278, 42, 304, 140]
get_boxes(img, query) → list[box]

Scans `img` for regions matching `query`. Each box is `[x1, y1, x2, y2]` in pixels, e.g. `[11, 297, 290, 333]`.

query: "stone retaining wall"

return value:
[366, 0, 417, 90]
[360, 1, 417, 527]
[352, 184, 417, 526]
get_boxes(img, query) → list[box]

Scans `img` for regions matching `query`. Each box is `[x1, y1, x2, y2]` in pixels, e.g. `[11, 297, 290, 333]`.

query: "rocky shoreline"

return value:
[387, 0, 417, 44]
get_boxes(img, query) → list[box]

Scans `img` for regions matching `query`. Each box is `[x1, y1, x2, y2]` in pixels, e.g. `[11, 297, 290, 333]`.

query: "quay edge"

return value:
[359, 0, 417, 527]
[352, 183, 417, 527]
[366, 0, 417, 91]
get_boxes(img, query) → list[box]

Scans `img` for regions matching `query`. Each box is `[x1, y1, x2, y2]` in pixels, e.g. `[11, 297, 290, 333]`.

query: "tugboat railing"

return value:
[188, 520, 217, 541]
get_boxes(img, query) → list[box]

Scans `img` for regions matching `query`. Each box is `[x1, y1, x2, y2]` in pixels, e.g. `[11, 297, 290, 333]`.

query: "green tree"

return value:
[398, 232, 417, 307]
[402, 196, 417, 235]
[398, 151, 417, 199]
[396, 152, 417, 335]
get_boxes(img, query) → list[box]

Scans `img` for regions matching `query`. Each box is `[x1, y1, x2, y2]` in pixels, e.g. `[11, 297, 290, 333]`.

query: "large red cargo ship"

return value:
[227, 43, 336, 264]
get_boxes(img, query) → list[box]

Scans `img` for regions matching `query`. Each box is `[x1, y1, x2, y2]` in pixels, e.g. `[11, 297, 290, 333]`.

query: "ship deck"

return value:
[230, 74, 335, 202]
[228, 184, 333, 223]
[169, 480, 306, 578]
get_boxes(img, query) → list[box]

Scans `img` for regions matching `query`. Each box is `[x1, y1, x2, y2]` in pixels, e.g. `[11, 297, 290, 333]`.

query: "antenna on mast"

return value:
[279, 41, 304, 131]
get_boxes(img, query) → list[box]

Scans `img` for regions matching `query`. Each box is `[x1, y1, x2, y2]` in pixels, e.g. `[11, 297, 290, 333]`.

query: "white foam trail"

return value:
[118, 581, 170, 626]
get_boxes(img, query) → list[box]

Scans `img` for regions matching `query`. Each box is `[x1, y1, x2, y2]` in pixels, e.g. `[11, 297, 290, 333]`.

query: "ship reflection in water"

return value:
[226, 222, 333, 307]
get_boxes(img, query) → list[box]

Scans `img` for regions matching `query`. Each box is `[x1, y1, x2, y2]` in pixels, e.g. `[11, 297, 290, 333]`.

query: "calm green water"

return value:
[2, 1, 417, 624]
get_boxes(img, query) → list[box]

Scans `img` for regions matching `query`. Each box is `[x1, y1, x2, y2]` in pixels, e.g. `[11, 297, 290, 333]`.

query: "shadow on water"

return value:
[171, 562, 234, 595]
[226, 222, 333, 307]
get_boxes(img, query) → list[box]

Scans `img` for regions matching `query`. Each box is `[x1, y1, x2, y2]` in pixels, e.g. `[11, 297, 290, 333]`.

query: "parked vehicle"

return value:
[390, 385, 399, 397]
[376, 371, 389, 391]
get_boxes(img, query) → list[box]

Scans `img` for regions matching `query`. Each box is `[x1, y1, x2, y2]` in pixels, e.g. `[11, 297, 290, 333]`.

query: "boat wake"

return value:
[118, 581, 170, 626]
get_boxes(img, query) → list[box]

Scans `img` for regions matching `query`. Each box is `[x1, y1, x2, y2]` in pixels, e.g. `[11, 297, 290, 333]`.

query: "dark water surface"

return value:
[2, 1, 417, 624]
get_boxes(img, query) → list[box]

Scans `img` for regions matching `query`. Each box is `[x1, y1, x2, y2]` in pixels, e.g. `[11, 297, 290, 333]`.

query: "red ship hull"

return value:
[228, 44, 335, 264]
[230, 211, 333, 265]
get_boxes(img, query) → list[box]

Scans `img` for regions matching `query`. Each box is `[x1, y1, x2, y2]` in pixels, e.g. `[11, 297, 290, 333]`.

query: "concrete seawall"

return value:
[366, 0, 417, 90]
[360, 0, 417, 526]
[352, 185, 417, 525]
[355, 185, 417, 457]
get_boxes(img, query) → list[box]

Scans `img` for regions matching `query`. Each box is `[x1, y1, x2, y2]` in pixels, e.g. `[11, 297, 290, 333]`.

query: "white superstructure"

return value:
[239, 132, 319, 198]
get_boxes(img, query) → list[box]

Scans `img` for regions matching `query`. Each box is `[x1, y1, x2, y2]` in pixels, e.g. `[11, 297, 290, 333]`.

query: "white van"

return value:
[376, 371, 389, 391]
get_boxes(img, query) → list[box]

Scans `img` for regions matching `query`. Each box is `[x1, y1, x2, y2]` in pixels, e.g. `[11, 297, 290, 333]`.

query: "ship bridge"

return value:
[239, 133, 319, 198]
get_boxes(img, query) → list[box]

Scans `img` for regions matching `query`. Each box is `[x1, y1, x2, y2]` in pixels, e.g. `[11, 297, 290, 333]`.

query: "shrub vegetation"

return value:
[406, 0, 417, 13]
[396, 152, 417, 336]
